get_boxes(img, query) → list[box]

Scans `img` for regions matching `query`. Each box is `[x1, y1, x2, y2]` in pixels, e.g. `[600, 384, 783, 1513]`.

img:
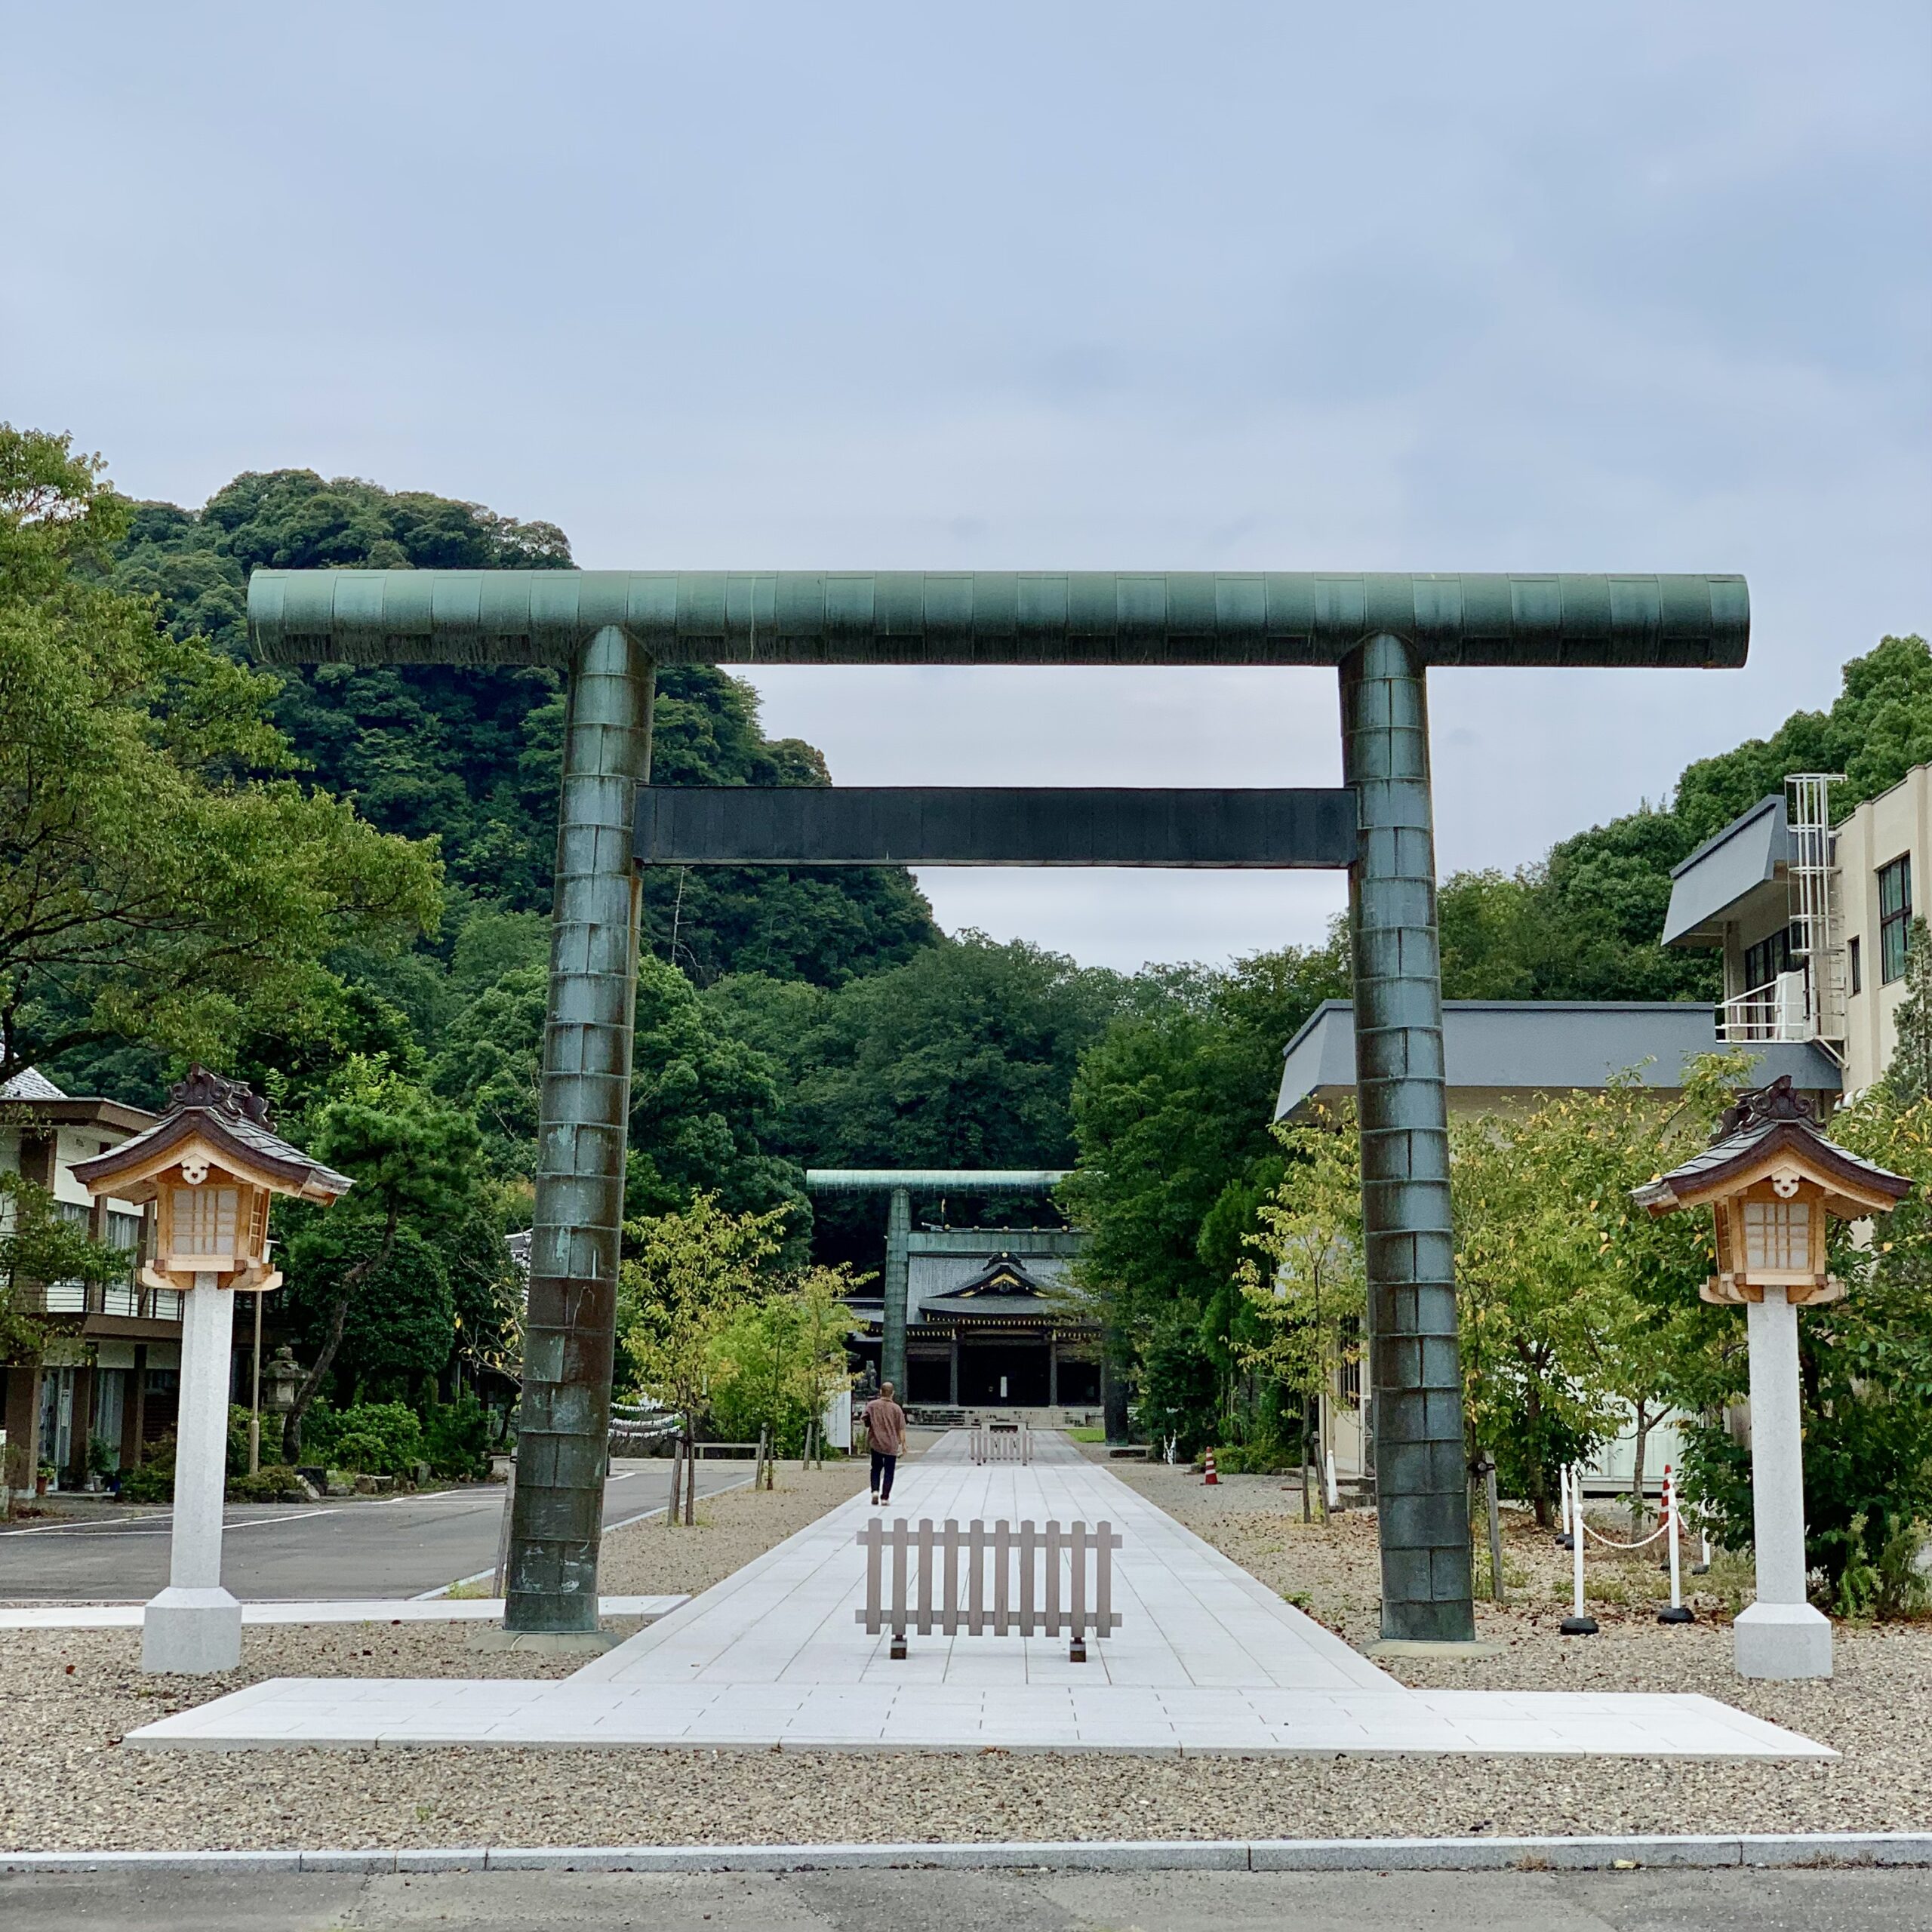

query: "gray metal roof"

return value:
[1660, 795, 1790, 947]
[1275, 1000, 1843, 1121]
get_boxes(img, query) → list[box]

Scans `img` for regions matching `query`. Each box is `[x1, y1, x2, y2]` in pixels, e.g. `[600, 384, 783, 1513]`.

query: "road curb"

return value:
[6, 1832, 1932, 1876]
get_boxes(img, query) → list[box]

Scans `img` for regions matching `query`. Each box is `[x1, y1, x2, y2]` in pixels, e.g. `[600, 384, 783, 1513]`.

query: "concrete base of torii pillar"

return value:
[143, 1273, 242, 1675]
[1734, 1287, 1832, 1681]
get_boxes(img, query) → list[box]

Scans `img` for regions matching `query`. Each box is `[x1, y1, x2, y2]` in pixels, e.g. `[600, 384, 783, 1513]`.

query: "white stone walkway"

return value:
[124, 1433, 1829, 1758]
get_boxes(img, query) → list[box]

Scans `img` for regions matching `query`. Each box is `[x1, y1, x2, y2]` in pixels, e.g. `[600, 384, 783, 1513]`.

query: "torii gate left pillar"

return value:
[248, 567, 1747, 1644]
[513, 625, 654, 1641]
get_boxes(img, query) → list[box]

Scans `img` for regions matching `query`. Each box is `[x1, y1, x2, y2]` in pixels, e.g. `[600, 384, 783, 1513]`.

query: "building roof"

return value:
[1275, 999, 1843, 1121]
[0, 1066, 66, 1101]
[1660, 795, 1791, 948]
[0, 1066, 159, 1136]
[915, 1252, 1084, 1324]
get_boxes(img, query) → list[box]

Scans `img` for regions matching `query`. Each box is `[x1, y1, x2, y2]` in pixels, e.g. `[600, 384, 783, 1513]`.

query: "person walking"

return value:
[863, 1380, 908, 1506]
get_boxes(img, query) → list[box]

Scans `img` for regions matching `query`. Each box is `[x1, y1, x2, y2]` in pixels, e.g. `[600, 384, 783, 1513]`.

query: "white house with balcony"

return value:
[0, 1067, 173, 1500]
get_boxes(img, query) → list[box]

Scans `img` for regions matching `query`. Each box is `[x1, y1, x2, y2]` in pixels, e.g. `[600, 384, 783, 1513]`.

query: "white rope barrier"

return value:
[1559, 1461, 1696, 1635]
[1577, 1516, 1669, 1552]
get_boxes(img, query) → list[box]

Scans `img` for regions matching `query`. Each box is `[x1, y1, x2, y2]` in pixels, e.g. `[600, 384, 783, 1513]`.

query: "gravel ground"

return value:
[596, 1463, 867, 1597]
[4, 1448, 1929, 1851]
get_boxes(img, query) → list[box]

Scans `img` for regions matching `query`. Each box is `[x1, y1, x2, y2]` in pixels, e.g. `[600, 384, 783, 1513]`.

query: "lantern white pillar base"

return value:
[142, 1585, 242, 1674]
[1736, 1287, 1831, 1679]
[1734, 1599, 1832, 1679]
[144, 1269, 239, 1675]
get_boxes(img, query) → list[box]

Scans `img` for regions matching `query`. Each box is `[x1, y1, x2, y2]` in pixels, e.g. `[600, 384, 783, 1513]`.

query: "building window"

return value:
[1743, 926, 1796, 993]
[1880, 855, 1913, 983]
[1337, 1315, 1361, 1410]
[1850, 936, 1862, 996]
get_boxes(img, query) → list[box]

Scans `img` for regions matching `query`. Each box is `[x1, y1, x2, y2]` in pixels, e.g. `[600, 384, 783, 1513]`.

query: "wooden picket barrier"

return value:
[969, 1422, 1032, 1465]
[856, 1515, 1121, 1660]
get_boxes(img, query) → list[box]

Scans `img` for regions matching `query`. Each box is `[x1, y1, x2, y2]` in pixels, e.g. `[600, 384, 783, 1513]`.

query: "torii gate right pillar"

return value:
[1340, 632, 1474, 1643]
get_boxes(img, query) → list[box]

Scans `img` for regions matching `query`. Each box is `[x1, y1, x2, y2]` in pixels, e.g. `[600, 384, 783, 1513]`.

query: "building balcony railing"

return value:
[1718, 974, 1816, 1044]
[14, 1278, 184, 1322]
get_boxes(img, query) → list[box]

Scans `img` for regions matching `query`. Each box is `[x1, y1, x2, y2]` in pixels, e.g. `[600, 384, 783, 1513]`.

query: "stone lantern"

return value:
[1632, 1075, 1911, 1679]
[263, 1344, 305, 1417]
[72, 1069, 350, 1672]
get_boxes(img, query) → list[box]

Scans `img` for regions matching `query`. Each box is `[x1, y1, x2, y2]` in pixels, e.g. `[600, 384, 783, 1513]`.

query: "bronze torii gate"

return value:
[249, 568, 1747, 1645]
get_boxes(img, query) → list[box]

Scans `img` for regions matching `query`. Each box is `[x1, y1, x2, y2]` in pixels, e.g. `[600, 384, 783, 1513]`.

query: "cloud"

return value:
[4, 1, 1924, 968]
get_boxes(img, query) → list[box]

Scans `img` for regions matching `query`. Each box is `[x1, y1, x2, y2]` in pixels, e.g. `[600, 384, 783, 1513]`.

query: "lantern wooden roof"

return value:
[1631, 1075, 1911, 1221]
[69, 1066, 352, 1206]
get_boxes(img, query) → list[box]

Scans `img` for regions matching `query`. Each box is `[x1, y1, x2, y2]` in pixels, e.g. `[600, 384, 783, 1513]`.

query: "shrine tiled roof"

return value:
[1631, 1076, 1912, 1214]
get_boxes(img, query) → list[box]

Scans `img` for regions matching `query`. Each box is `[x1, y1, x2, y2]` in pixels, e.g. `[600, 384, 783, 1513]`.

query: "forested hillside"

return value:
[11, 425, 1927, 1452]
[109, 468, 937, 974]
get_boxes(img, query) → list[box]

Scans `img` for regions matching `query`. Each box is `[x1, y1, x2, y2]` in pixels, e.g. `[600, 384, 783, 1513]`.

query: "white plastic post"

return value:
[1666, 1466, 1683, 1612]
[1570, 1468, 1586, 1619]
[1324, 1448, 1340, 1511]
[143, 1272, 242, 1673]
[1559, 1460, 1573, 1542]
[1734, 1287, 1832, 1678]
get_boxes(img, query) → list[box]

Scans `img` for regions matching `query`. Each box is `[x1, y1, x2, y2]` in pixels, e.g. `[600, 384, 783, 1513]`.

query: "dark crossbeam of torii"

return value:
[250, 569, 1747, 1646]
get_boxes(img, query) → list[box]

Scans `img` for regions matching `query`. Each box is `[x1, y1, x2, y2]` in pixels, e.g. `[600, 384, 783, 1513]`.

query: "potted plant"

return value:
[35, 1460, 54, 1497]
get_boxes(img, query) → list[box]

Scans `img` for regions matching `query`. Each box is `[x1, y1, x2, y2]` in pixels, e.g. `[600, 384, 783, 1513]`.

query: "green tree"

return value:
[709, 1262, 866, 1457]
[109, 468, 939, 979]
[626, 955, 807, 1230]
[782, 934, 1128, 1173]
[0, 1170, 128, 1365]
[1062, 935, 1351, 1438]
[0, 429, 440, 1091]
[1435, 635, 1932, 1008]
[619, 1193, 787, 1468]
[1452, 1099, 1644, 1522]
[1237, 1107, 1364, 1500]
[1883, 915, 1932, 1106]
[282, 1219, 455, 1401]
[278, 1063, 481, 1460]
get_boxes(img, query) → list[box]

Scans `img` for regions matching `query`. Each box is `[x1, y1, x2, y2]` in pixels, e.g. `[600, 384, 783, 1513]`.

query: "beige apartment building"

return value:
[1663, 766, 1932, 1097]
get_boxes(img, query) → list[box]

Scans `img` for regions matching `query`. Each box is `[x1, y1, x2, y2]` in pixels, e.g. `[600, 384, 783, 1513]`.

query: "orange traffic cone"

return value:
[1203, 1449, 1218, 1485]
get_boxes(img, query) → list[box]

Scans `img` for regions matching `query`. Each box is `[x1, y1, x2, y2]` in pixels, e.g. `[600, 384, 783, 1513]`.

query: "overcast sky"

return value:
[7, 4, 1927, 970]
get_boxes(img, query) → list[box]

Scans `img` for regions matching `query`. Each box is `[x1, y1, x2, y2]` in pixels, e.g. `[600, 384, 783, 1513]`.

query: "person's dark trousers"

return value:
[869, 1450, 897, 1503]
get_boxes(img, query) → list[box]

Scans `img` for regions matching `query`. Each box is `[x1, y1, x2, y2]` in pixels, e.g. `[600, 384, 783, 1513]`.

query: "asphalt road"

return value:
[0, 1459, 753, 1601]
[3, 1863, 1930, 1931]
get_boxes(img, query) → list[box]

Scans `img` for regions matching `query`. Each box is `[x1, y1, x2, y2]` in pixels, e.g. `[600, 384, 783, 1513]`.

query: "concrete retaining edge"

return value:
[5, 1833, 1932, 1876]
